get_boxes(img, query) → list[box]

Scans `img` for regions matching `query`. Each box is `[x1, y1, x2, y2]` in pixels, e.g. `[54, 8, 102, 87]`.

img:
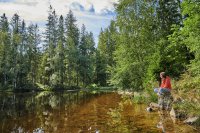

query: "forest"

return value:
[0, 6, 97, 90]
[0, 0, 200, 130]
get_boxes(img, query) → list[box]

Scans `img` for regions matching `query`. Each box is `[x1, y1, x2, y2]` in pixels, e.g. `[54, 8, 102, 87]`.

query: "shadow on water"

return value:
[0, 91, 198, 133]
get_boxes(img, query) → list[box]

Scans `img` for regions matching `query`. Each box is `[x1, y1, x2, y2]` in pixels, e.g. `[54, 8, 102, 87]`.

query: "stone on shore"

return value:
[184, 116, 199, 125]
[149, 102, 159, 108]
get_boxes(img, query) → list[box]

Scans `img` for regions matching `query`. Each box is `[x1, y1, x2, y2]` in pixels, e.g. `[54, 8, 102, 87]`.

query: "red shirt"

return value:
[160, 76, 172, 89]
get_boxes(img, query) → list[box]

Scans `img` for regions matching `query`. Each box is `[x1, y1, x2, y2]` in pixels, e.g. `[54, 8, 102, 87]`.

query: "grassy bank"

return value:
[172, 74, 200, 121]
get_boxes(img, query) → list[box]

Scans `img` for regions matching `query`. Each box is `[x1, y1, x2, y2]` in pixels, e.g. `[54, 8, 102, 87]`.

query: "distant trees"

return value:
[65, 10, 80, 86]
[0, 6, 96, 90]
[96, 21, 117, 86]
[0, 13, 10, 88]
[79, 24, 96, 86]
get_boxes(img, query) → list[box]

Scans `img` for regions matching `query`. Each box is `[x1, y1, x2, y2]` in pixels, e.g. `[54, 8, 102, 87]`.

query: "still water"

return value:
[0, 91, 198, 133]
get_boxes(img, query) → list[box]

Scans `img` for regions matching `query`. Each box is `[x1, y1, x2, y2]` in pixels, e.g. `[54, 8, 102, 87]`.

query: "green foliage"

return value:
[105, 0, 161, 90]
[1, 0, 200, 99]
[173, 74, 200, 117]
[170, 2, 200, 119]
[96, 21, 117, 86]
[0, 6, 96, 90]
[97, 0, 197, 92]
[181, 0, 200, 76]
[145, 87, 158, 103]
[36, 83, 52, 91]
[86, 83, 98, 90]
[65, 10, 80, 86]
[173, 100, 200, 116]
[79, 25, 96, 86]
[157, 0, 182, 37]
[132, 95, 147, 104]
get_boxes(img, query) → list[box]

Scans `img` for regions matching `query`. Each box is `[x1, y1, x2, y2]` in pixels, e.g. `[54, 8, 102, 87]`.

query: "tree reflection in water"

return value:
[0, 91, 197, 133]
[0, 91, 85, 132]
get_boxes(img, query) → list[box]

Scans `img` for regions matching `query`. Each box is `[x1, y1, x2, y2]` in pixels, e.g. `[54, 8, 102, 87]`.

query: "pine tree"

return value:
[53, 15, 65, 87]
[0, 13, 9, 32]
[79, 25, 95, 86]
[0, 13, 10, 87]
[17, 20, 28, 87]
[65, 10, 79, 86]
[85, 32, 96, 85]
[96, 21, 117, 86]
[156, 0, 184, 76]
[27, 24, 40, 85]
[41, 5, 58, 87]
[79, 24, 87, 85]
[96, 29, 108, 86]
[10, 13, 22, 89]
[157, 0, 182, 37]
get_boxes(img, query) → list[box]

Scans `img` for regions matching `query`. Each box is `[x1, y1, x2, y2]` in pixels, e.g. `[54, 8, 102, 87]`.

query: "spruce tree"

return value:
[41, 5, 58, 87]
[10, 13, 22, 89]
[65, 10, 79, 86]
[0, 13, 10, 87]
[54, 15, 65, 87]
[27, 24, 40, 85]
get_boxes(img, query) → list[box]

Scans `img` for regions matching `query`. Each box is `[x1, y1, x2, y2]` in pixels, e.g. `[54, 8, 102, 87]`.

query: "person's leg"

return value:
[159, 88, 170, 95]
[159, 88, 171, 110]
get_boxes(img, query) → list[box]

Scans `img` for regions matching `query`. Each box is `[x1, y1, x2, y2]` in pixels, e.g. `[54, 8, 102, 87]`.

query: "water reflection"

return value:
[0, 91, 198, 133]
[156, 110, 197, 133]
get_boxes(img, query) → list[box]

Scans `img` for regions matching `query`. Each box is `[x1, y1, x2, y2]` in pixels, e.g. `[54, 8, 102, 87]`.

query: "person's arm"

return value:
[159, 79, 165, 92]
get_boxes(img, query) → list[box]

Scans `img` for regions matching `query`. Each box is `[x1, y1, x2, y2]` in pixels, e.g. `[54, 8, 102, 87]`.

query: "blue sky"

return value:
[0, 0, 118, 45]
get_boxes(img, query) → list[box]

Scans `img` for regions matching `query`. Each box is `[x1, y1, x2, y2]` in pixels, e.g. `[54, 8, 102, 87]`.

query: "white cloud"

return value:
[0, 0, 118, 44]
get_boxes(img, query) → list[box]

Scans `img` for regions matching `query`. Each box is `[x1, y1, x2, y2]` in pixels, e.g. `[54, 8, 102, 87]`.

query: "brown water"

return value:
[0, 91, 198, 133]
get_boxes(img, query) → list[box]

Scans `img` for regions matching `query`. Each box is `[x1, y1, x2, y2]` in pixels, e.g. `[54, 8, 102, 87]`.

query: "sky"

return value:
[0, 0, 118, 45]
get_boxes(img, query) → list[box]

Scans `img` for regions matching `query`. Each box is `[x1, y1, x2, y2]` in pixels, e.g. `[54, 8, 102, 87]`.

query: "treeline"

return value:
[97, 0, 199, 90]
[0, 5, 98, 90]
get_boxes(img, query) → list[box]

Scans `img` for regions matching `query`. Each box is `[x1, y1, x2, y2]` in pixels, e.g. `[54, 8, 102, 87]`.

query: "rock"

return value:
[146, 107, 153, 112]
[43, 111, 48, 116]
[78, 129, 83, 133]
[170, 108, 176, 118]
[184, 116, 199, 125]
[149, 102, 159, 108]
[126, 92, 133, 96]
[33, 128, 44, 133]
[156, 121, 163, 129]
[17, 127, 23, 133]
[95, 129, 100, 133]
[169, 108, 177, 118]
[88, 127, 92, 130]
[170, 107, 186, 120]
[169, 108, 177, 123]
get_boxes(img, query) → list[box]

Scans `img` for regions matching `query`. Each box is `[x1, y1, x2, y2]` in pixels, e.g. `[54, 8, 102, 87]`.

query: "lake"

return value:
[0, 91, 197, 133]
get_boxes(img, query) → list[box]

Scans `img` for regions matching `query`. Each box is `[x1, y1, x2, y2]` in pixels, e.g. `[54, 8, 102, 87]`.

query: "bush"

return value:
[132, 95, 147, 104]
